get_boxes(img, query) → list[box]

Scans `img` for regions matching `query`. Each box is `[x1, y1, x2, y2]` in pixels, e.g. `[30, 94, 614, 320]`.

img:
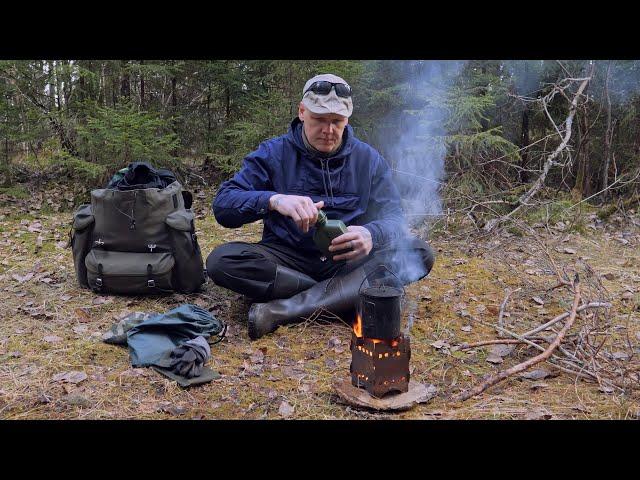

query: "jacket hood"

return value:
[286, 117, 356, 160]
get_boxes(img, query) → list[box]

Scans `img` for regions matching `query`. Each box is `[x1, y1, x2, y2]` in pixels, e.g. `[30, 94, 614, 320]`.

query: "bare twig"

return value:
[453, 275, 581, 402]
[520, 302, 611, 338]
[459, 338, 547, 349]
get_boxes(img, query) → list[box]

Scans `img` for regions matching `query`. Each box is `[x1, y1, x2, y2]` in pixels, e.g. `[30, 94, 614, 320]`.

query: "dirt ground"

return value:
[1, 184, 639, 419]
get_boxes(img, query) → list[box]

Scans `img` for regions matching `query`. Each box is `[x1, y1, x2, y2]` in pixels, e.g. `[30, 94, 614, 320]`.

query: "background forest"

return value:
[1, 60, 640, 419]
[1, 60, 638, 228]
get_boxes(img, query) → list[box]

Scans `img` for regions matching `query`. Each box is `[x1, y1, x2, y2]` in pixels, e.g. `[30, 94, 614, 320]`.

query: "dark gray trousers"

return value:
[206, 237, 435, 302]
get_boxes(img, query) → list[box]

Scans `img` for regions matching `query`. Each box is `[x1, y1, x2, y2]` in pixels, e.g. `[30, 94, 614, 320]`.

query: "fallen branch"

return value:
[453, 275, 581, 402]
[460, 338, 542, 349]
[474, 318, 594, 379]
[520, 302, 611, 338]
[460, 339, 525, 349]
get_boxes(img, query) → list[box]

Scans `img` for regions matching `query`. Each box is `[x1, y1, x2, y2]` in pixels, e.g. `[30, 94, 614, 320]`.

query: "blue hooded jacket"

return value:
[212, 118, 407, 254]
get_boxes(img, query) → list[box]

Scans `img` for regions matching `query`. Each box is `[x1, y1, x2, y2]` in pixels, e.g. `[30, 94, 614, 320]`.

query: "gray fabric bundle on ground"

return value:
[171, 336, 210, 377]
[151, 335, 220, 387]
[126, 304, 224, 368]
[157, 336, 211, 378]
[101, 304, 225, 388]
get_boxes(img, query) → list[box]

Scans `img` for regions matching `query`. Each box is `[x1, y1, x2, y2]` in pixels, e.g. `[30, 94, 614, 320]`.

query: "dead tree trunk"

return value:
[484, 71, 593, 232]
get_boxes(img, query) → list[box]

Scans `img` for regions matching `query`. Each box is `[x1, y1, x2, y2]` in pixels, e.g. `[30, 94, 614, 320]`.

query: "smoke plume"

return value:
[376, 61, 464, 284]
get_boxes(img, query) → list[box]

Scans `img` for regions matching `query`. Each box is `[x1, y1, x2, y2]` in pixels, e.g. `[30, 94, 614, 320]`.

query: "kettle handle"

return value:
[358, 264, 405, 297]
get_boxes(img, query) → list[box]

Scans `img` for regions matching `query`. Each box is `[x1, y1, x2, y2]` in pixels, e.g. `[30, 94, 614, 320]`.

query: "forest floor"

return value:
[1, 183, 639, 420]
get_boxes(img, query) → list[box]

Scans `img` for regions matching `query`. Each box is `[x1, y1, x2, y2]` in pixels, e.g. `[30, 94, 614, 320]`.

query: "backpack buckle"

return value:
[147, 279, 155, 288]
[96, 278, 103, 287]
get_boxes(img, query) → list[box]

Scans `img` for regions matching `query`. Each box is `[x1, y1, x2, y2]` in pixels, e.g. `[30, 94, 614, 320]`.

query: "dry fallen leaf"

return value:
[461, 325, 472, 332]
[564, 248, 577, 255]
[52, 371, 87, 384]
[489, 344, 515, 357]
[530, 382, 549, 391]
[12, 272, 34, 284]
[27, 221, 42, 233]
[241, 360, 263, 377]
[43, 335, 62, 343]
[75, 308, 91, 323]
[278, 400, 294, 418]
[72, 325, 89, 335]
[486, 354, 503, 364]
[282, 366, 306, 380]
[520, 369, 551, 380]
[431, 340, 449, 350]
[524, 409, 553, 420]
[92, 296, 111, 306]
[298, 383, 313, 393]
[532, 296, 545, 305]
[162, 404, 186, 416]
[249, 350, 265, 364]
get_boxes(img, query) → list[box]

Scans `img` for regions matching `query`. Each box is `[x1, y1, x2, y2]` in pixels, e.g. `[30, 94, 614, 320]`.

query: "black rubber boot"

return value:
[269, 265, 317, 300]
[247, 265, 369, 340]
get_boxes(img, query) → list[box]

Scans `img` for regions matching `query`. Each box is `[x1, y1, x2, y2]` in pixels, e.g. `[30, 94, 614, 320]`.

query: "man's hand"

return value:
[269, 194, 324, 233]
[329, 225, 373, 262]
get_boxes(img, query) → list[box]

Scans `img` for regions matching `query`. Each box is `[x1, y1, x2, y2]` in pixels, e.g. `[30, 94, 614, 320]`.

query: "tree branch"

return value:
[453, 275, 581, 402]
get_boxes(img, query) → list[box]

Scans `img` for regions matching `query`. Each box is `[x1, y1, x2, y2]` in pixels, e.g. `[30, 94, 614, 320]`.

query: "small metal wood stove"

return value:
[350, 267, 410, 398]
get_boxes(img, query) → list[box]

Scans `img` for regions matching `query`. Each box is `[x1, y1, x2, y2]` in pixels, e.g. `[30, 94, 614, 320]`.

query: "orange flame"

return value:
[353, 312, 363, 338]
[353, 313, 400, 348]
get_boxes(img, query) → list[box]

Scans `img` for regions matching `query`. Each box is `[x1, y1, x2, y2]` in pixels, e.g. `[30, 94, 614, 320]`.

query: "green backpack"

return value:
[71, 180, 206, 294]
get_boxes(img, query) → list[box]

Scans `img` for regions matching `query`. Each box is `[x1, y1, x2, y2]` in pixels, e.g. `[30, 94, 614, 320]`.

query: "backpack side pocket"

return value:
[71, 204, 95, 288]
[165, 210, 205, 293]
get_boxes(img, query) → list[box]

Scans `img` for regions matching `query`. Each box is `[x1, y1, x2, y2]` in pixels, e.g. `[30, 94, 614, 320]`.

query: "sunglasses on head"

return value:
[303, 81, 352, 98]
